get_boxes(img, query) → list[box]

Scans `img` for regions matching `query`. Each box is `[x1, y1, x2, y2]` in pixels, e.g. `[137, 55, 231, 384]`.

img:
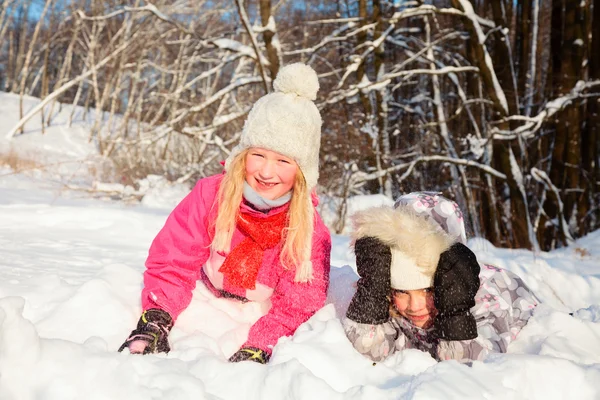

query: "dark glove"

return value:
[118, 308, 173, 354]
[433, 243, 481, 340]
[229, 347, 270, 364]
[346, 236, 392, 324]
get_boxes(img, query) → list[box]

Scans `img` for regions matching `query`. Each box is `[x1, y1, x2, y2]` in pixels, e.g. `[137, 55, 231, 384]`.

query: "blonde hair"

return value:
[211, 150, 315, 282]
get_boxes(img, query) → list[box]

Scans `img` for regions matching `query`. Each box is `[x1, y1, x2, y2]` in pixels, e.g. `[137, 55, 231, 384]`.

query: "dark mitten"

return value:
[229, 347, 270, 364]
[433, 243, 481, 340]
[346, 236, 392, 324]
[118, 308, 173, 354]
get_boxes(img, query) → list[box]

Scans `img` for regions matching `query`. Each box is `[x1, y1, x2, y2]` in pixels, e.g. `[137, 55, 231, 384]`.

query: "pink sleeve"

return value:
[243, 221, 331, 354]
[141, 177, 218, 320]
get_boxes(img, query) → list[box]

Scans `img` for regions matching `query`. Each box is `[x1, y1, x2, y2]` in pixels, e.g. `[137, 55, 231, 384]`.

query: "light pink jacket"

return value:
[142, 174, 332, 354]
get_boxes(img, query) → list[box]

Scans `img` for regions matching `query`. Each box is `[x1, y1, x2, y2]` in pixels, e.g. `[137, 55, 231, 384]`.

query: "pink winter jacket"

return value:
[142, 174, 332, 354]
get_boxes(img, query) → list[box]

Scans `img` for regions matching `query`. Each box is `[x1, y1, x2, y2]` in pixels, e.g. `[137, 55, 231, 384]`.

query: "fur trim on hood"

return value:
[351, 205, 455, 282]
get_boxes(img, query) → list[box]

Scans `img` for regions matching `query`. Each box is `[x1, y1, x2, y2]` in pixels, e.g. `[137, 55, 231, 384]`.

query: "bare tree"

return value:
[17, 0, 53, 135]
[1, 0, 599, 251]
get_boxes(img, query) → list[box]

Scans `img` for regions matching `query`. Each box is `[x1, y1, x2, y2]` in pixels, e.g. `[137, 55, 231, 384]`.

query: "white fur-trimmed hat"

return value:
[224, 63, 322, 191]
[352, 192, 467, 290]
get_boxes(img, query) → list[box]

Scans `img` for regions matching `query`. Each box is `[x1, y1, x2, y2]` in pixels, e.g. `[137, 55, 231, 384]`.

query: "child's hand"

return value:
[346, 236, 392, 324]
[229, 347, 270, 364]
[118, 308, 173, 354]
[433, 243, 480, 340]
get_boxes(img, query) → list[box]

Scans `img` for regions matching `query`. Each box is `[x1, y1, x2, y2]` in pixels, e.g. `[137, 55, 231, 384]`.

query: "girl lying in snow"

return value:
[344, 192, 539, 363]
[118, 63, 331, 364]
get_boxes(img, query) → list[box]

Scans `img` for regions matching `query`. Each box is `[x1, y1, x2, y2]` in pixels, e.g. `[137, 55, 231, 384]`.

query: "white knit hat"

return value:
[390, 248, 434, 290]
[224, 63, 322, 191]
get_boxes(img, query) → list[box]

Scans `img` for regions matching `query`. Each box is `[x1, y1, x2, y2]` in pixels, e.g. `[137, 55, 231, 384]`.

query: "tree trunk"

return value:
[561, 0, 584, 230]
[18, 0, 52, 134]
[48, 19, 82, 126]
[546, 0, 584, 245]
[356, 0, 372, 118]
[575, 0, 593, 233]
[489, 0, 519, 116]
[523, 0, 540, 117]
[516, 0, 532, 111]
[373, 0, 392, 196]
[6, 29, 15, 92]
[40, 3, 56, 134]
[11, 0, 31, 92]
[235, 0, 269, 93]
[259, 0, 281, 79]
[40, 38, 50, 134]
[0, 0, 15, 87]
[454, 0, 535, 249]
[584, 0, 600, 230]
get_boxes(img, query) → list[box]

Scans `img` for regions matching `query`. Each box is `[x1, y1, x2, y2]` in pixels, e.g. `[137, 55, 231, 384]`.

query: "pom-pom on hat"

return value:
[224, 63, 322, 191]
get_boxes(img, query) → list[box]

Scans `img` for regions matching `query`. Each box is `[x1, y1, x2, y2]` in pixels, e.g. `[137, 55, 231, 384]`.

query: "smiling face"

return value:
[245, 148, 299, 200]
[392, 288, 438, 329]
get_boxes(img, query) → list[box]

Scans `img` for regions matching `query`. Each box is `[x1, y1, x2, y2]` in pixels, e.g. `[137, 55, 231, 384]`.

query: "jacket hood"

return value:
[351, 192, 467, 289]
[351, 205, 453, 279]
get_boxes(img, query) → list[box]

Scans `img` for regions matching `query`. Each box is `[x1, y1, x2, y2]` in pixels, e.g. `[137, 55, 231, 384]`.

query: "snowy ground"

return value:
[1, 93, 600, 399]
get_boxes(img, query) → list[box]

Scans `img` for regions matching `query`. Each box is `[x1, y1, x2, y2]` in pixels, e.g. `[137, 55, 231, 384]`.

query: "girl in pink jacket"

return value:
[118, 63, 332, 364]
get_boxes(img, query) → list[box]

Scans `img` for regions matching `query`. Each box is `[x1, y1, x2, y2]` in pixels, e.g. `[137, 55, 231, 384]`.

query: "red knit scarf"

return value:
[219, 210, 288, 290]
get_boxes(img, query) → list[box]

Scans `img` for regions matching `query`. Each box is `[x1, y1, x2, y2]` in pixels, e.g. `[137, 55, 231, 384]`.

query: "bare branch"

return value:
[76, 3, 194, 36]
[492, 80, 600, 140]
[324, 66, 478, 106]
[170, 76, 264, 125]
[234, 0, 269, 94]
[389, 4, 495, 28]
[6, 35, 134, 139]
[350, 155, 507, 185]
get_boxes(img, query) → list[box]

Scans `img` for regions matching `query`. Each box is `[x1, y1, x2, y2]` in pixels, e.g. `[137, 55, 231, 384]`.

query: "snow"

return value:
[464, 134, 486, 159]
[1, 94, 600, 399]
[252, 16, 276, 34]
[212, 38, 256, 59]
[138, 175, 192, 210]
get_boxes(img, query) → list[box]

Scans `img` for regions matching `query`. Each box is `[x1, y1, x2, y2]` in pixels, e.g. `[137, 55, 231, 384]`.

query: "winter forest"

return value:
[0, 0, 599, 251]
[1, 1, 600, 399]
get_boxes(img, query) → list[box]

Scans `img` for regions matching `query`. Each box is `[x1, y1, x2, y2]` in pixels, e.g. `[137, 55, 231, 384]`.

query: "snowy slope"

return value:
[0, 92, 101, 185]
[1, 94, 600, 400]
